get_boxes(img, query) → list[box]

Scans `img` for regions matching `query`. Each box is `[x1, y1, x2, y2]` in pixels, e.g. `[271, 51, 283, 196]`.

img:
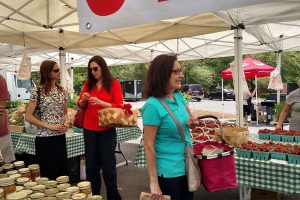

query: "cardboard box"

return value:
[9, 125, 25, 133]
[251, 188, 280, 200]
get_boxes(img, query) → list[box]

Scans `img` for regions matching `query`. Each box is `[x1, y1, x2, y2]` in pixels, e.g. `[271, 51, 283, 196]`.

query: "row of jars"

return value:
[0, 162, 40, 182]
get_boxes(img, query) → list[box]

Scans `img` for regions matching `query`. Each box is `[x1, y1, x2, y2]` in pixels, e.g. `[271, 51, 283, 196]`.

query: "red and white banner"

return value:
[77, 0, 276, 33]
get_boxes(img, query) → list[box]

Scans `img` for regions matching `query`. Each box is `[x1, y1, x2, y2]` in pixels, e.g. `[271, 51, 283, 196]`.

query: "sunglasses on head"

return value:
[52, 68, 60, 73]
[91, 66, 99, 72]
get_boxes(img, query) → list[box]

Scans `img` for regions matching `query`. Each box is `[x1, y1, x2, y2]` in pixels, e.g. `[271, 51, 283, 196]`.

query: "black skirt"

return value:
[35, 134, 67, 180]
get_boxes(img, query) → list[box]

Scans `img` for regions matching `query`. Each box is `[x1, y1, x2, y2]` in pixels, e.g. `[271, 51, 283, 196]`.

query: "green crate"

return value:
[295, 136, 300, 143]
[270, 134, 281, 141]
[270, 152, 287, 161]
[252, 151, 270, 161]
[281, 135, 294, 143]
[236, 149, 252, 158]
[258, 133, 270, 140]
[288, 154, 300, 164]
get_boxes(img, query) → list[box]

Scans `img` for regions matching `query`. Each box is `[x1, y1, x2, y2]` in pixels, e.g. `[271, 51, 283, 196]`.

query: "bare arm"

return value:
[276, 103, 290, 129]
[25, 100, 68, 132]
[185, 104, 199, 128]
[144, 125, 162, 200]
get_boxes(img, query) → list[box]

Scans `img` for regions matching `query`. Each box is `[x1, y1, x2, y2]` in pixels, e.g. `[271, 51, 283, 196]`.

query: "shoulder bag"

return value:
[158, 98, 201, 192]
[73, 101, 87, 128]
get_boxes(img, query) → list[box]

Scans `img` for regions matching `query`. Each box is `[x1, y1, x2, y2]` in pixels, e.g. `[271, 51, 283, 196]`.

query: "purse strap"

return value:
[158, 98, 187, 146]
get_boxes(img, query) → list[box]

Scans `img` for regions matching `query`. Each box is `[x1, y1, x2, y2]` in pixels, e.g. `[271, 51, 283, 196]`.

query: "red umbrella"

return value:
[221, 57, 275, 79]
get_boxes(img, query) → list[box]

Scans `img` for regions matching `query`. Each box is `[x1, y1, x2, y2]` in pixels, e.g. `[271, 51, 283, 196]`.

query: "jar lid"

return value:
[56, 191, 70, 198]
[24, 181, 37, 189]
[13, 161, 25, 167]
[0, 167, 3, 172]
[30, 192, 45, 199]
[6, 191, 28, 200]
[32, 184, 46, 192]
[43, 197, 57, 200]
[71, 193, 86, 200]
[28, 164, 40, 170]
[66, 186, 80, 194]
[45, 180, 57, 188]
[36, 177, 49, 184]
[16, 177, 30, 184]
[22, 189, 33, 196]
[2, 163, 14, 170]
[57, 183, 71, 191]
[56, 175, 69, 183]
[45, 188, 59, 195]
[0, 177, 14, 186]
[77, 181, 91, 189]
[18, 168, 30, 174]
[16, 186, 24, 192]
[88, 195, 103, 200]
[0, 174, 8, 178]
[9, 174, 22, 181]
[6, 170, 19, 176]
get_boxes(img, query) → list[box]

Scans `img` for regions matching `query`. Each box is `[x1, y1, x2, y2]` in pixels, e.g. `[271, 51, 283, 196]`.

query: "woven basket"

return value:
[98, 108, 139, 127]
[215, 127, 249, 147]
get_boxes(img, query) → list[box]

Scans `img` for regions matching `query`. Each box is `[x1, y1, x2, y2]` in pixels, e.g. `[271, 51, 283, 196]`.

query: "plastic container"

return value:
[258, 133, 270, 140]
[252, 151, 270, 161]
[288, 154, 300, 164]
[28, 164, 40, 181]
[294, 136, 300, 143]
[235, 149, 252, 158]
[270, 134, 281, 141]
[0, 177, 16, 197]
[270, 152, 287, 161]
[281, 135, 294, 143]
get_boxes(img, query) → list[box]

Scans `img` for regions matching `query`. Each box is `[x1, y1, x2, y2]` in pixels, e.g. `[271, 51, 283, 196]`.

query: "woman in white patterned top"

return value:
[25, 60, 69, 179]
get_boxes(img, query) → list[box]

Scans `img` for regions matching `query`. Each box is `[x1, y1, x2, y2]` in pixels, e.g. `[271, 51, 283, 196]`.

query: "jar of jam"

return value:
[13, 161, 25, 170]
[57, 183, 70, 192]
[71, 193, 86, 200]
[0, 177, 16, 198]
[15, 177, 30, 186]
[30, 192, 45, 200]
[77, 181, 92, 198]
[28, 164, 40, 181]
[45, 188, 59, 197]
[18, 168, 31, 179]
[0, 188, 4, 200]
[6, 190, 28, 200]
[2, 164, 14, 173]
[24, 181, 37, 190]
[87, 195, 103, 200]
[56, 176, 69, 184]
[56, 191, 70, 199]
[31, 184, 46, 194]
[35, 177, 49, 185]
[66, 186, 80, 196]
[6, 170, 18, 176]
[44, 180, 57, 189]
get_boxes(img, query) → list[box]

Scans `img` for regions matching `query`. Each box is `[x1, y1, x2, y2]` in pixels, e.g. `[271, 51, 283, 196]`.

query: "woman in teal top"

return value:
[142, 54, 198, 200]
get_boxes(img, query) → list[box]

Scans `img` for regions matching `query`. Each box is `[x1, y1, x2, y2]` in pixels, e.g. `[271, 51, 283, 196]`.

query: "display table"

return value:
[11, 126, 142, 158]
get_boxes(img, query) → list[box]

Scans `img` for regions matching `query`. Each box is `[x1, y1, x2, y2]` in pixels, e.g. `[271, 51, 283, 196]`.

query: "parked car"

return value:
[265, 93, 286, 103]
[181, 84, 205, 101]
[208, 89, 235, 101]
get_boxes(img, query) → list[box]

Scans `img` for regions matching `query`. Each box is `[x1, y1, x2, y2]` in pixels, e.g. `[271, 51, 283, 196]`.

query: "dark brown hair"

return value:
[87, 56, 114, 92]
[39, 60, 63, 95]
[144, 54, 177, 98]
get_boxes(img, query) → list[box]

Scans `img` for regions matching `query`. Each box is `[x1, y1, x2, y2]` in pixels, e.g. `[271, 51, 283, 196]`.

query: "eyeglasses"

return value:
[52, 68, 60, 73]
[172, 68, 183, 75]
[91, 67, 99, 72]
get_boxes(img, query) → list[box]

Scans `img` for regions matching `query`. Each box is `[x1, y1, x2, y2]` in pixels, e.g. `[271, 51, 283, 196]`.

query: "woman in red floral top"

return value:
[77, 56, 123, 199]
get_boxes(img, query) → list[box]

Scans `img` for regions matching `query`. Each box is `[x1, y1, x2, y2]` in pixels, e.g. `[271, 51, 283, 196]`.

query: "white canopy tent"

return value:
[1, 0, 300, 126]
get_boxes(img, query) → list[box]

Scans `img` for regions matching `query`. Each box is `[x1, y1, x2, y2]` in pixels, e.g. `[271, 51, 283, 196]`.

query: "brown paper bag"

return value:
[139, 192, 171, 200]
[215, 127, 249, 147]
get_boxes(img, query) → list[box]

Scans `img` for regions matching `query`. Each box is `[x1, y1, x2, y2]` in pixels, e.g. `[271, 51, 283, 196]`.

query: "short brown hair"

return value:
[144, 54, 177, 98]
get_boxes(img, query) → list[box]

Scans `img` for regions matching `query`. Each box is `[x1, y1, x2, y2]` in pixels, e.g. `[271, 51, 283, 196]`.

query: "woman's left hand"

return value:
[88, 97, 103, 106]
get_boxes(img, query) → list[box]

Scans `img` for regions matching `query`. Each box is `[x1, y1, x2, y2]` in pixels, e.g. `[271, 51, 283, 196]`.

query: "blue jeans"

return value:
[158, 175, 193, 200]
[83, 128, 121, 200]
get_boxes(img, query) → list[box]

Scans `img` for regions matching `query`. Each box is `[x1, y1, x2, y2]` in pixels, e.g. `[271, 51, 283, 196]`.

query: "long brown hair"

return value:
[144, 54, 177, 98]
[39, 60, 63, 95]
[87, 56, 114, 92]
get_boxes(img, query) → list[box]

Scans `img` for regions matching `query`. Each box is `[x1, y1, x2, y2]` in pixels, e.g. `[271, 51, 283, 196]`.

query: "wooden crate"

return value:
[9, 125, 25, 133]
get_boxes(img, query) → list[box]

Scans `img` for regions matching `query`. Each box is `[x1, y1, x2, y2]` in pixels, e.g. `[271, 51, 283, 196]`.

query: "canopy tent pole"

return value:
[255, 75, 258, 125]
[233, 25, 244, 127]
[70, 61, 74, 99]
[276, 51, 282, 103]
[222, 78, 224, 119]
[59, 47, 67, 91]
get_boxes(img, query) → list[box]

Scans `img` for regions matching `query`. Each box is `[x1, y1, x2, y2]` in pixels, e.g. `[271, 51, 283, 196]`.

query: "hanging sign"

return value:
[77, 0, 276, 33]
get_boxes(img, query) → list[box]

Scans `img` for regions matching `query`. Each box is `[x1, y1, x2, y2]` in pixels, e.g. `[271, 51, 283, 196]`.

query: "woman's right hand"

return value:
[150, 181, 162, 200]
[48, 124, 69, 132]
[82, 92, 90, 101]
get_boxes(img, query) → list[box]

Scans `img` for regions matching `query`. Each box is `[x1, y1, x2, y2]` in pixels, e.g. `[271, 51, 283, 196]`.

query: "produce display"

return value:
[257, 128, 300, 143]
